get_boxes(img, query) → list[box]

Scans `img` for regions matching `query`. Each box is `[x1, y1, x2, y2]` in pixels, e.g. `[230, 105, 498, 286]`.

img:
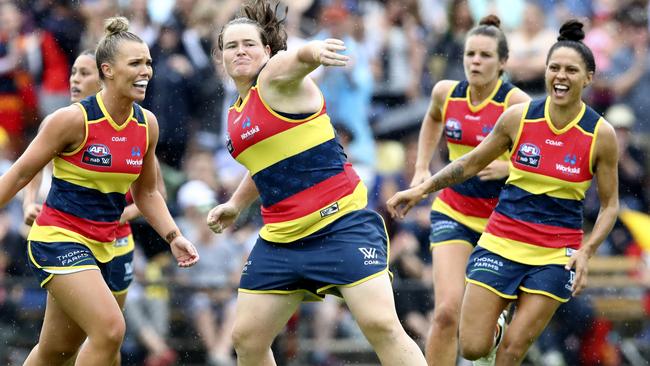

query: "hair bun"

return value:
[104, 16, 130, 36]
[558, 19, 585, 42]
[479, 14, 501, 28]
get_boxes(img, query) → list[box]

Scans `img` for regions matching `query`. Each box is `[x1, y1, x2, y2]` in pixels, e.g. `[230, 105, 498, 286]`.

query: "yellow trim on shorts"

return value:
[430, 240, 474, 251]
[114, 234, 135, 256]
[519, 286, 569, 303]
[317, 268, 390, 297]
[112, 288, 130, 296]
[465, 278, 518, 300]
[238, 288, 323, 302]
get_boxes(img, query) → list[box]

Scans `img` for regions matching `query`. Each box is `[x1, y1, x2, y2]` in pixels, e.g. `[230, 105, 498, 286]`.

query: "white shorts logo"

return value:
[359, 248, 379, 265]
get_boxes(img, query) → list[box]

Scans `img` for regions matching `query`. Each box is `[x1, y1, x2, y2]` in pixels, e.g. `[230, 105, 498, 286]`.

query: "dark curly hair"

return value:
[217, 0, 287, 57]
[546, 19, 596, 73]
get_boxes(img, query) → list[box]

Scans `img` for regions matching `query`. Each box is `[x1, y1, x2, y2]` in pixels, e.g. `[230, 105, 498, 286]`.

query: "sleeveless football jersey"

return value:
[479, 98, 600, 265]
[226, 80, 367, 243]
[432, 79, 518, 232]
[28, 93, 148, 262]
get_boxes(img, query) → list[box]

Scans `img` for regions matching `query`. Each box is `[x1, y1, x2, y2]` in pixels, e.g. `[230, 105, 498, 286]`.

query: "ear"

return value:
[584, 71, 594, 88]
[101, 63, 114, 80]
[264, 44, 271, 57]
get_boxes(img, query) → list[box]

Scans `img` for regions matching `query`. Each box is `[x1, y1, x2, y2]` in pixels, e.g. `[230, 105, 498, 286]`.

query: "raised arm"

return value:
[566, 121, 619, 295]
[1, 106, 84, 208]
[130, 110, 198, 267]
[387, 103, 525, 218]
[258, 39, 349, 112]
[410, 80, 455, 187]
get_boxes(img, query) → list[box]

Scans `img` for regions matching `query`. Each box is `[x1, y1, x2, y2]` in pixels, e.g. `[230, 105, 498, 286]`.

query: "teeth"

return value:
[134, 80, 148, 87]
[554, 85, 568, 91]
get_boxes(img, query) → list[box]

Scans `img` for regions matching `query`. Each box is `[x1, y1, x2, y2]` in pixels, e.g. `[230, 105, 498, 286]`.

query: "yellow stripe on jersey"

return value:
[506, 166, 591, 200]
[447, 142, 509, 162]
[63, 103, 90, 157]
[29, 223, 115, 263]
[431, 198, 488, 233]
[478, 232, 570, 265]
[53, 158, 138, 194]
[260, 181, 367, 243]
[236, 114, 335, 175]
[588, 118, 602, 175]
[543, 98, 585, 134]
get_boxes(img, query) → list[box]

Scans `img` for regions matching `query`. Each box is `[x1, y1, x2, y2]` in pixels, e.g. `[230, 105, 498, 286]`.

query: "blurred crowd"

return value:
[1, 0, 650, 365]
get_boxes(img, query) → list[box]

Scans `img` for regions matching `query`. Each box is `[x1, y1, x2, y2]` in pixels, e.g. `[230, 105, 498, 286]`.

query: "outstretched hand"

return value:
[23, 203, 42, 226]
[316, 39, 349, 67]
[170, 236, 200, 268]
[565, 248, 589, 296]
[386, 186, 427, 219]
[206, 203, 240, 234]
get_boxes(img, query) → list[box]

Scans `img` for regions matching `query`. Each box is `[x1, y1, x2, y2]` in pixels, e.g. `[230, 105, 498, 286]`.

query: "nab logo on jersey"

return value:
[82, 144, 112, 167]
[445, 118, 462, 140]
[515, 143, 541, 167]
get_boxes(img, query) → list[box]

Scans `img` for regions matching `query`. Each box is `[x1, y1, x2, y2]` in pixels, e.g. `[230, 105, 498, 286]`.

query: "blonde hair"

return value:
[95, 16, 145, 79]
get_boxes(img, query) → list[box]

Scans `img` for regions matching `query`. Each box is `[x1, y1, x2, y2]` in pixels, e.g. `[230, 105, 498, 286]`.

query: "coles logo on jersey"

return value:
[445, 118, 462, 140]
[515, 143, 541, 167]
[82, 144, 112, 167]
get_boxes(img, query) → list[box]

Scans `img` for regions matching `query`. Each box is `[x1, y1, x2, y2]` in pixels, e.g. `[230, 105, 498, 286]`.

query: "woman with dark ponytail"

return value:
[0, 16, 200, 365]
[207, 1, 427, 365]
[388, 19, 618, 365]
[409, 14, 529, 366]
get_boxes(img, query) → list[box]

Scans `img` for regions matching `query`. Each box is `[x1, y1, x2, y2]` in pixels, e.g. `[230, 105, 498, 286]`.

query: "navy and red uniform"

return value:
[467, 98, 600, 302]
[226, 78, 388, 301]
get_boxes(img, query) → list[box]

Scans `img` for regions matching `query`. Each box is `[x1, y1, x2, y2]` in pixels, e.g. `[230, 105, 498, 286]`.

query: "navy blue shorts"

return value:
[429, 211, 481, 249]
[465, 246, 574, 302]
[105, 249, 134, 294]
[28, 240, 134, 293]
[240, 209, 389, 301]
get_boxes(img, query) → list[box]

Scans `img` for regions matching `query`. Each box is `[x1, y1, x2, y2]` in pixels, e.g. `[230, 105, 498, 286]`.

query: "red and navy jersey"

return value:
[28, 93, 149, 262]
[226, 79, 367, 243]
[479, 98, 601, 265]
[433, 79, 518, 233]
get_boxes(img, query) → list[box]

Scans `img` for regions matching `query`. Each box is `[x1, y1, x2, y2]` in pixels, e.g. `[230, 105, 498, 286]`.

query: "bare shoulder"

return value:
[431, 80, 457, 103]
[495, 103, 527, 135]
[141, 108, 159, 126]
[41, 104, 85, 133]
[507, 88, 531, 106]
[595, 118, 617, 157]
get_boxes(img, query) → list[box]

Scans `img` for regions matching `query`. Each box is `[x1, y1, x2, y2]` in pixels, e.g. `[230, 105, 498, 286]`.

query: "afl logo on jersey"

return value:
[82, 144, 112, 167]
[445, 119, 462, 140]
[515, 143, 540, 167]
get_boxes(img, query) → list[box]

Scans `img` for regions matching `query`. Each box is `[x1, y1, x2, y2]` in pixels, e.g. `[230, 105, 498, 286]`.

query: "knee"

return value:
[459, 337, 493, 361]
[356, 314, 402, 345]
[90, 314, 126, 351]
[497, 338, 529, 363]
[232, 323, 270, 355]
[431, 303, 460, 330]
[35, 341, 81, 363]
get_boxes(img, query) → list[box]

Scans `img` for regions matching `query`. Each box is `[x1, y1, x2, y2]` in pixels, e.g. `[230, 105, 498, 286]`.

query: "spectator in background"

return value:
[123, 0, 159, 46]
[428, 0, 474, 82]
[507, 0, 556, 97]
[144, 19, 195, 168]
[605, 5, 650, 133]
[373, 0, 426, 106]
[176, 180, 246, 366]
[317, 4, 376, 169]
